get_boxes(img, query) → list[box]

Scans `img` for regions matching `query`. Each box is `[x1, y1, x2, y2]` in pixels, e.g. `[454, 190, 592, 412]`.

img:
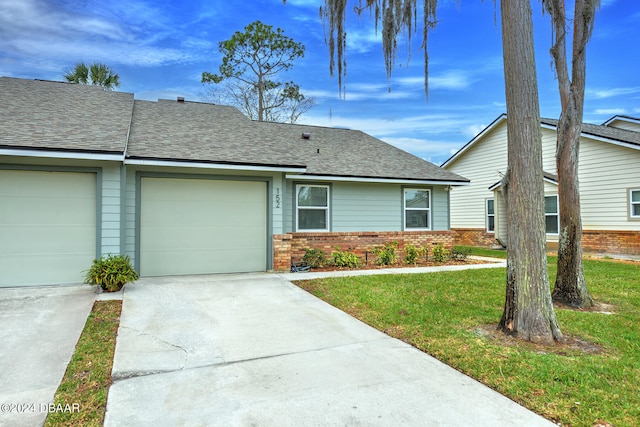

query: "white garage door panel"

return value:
[140, 178, 267, 276]
[0, 170, 96, 286]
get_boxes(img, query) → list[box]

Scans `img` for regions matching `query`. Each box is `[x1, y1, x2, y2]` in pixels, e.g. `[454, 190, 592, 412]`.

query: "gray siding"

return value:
[332, 182, 401, 231]
[286, 180, 452, 232]
[100, 164, 122, 255]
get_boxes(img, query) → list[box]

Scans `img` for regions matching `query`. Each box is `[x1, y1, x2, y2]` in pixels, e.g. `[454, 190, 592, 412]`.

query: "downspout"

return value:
[119, 97, 135, 257]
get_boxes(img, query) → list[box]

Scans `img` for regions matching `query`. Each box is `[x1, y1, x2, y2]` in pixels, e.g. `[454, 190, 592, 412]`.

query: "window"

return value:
[296, 185, 329, 231]
[486, 199, 495, 232]
[631, 190, 640, 218]
[404, 189, 431, 230]
[545, 195, 559, 234]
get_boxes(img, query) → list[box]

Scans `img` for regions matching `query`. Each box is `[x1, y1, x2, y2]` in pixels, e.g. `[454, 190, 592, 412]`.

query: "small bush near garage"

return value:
[404, 244, 427, 265]
[302, 248, 328, 268]
[330, 248, 360, 268]
[372, 241, 399, 266]
[431, 243, 450, 263]
[84, 254, 138, 292]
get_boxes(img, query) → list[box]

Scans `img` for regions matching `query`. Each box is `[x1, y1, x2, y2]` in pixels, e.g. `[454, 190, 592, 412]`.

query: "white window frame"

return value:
[486, 198, 495, 233]
[545, 195, 559, 235]
[403, 188, 431, 230]
[295, 184, 330, 231]
[631, 189, 640, 219]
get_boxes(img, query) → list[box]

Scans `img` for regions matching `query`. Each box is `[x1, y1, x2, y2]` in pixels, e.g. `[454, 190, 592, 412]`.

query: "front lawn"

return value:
[295, 257, 640, 426]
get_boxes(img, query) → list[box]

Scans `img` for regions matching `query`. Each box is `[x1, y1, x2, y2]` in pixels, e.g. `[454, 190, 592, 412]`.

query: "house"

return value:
[441, 113, 640, 256]
[0, 77, 469, 287]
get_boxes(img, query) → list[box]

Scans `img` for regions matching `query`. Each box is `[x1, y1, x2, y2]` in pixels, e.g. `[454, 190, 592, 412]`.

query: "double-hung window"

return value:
[486, 199, 495, 232]
[631, 189, 640, 218]
[404, 188, 431, 230]
[545, 195, 559, 234]
[296, 185, 329, 231]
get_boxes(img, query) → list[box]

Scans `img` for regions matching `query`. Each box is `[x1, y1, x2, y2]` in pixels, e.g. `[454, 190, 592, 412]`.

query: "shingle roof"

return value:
[1, 77, 468, 183]
[260, 121, 468, 182]
[0, 77, 132, 153]
[126, 99, 307, 168]
[540, 117, 640, 147]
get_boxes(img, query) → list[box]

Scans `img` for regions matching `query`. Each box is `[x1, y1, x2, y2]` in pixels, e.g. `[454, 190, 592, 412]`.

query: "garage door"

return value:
[0, 170, 97, 287]
[140, 177, 267, 276]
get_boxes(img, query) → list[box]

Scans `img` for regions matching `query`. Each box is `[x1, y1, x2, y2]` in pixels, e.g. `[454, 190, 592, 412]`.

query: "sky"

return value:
[1, 0, 639, 165]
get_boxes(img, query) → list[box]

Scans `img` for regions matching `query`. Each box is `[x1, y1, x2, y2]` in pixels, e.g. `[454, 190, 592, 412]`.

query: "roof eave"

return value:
[0, 147, 124, 162]
[441, 113, 507, 168]
[285, 173, 469, 186]
[125, 157, 307, 173]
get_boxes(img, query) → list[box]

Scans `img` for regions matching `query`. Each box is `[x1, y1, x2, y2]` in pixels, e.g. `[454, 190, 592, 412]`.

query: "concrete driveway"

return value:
[106, 273, 554, 427]
[0, 285, 95, 427]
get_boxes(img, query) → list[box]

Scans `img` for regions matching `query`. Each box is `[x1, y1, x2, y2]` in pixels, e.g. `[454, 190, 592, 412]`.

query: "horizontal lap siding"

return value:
[331, 182, 401, 231]
[579, 139, 640, 230]
[447, 121, 510, 230]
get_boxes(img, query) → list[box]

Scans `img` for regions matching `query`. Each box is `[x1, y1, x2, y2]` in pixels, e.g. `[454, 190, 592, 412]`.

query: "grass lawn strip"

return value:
[295, 255, 639, 426]
[45, 300, 121, 427]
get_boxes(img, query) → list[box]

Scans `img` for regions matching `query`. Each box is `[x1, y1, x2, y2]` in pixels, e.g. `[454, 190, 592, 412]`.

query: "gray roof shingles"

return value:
[1, 77, 467, 182]
[0, 77, 132, 153]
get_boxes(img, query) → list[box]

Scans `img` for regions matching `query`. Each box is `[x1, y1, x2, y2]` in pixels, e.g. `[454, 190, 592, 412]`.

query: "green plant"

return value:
[451, 246, 471, 261]
[84, 254, 138, 292]
[404, 244, 427, 265]
[302, 248, 328, 268]
[431, 243, 450, 263]
[330, 247, 360, 268]
[373, 241, 399, 266]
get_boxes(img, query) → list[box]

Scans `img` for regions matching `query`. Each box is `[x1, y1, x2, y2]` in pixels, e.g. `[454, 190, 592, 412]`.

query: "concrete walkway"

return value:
[105, 270, 554, 427]
[0, 285, 95, 427]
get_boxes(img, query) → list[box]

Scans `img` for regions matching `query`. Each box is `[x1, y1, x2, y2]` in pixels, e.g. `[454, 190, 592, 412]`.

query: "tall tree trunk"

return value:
[545, 0, 597, 308]
[498, 0, 562, 343]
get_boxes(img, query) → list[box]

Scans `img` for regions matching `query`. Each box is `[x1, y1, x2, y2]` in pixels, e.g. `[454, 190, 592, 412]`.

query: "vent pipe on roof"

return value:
[177, 96, 185, 103]
[301, 132, 311, 140]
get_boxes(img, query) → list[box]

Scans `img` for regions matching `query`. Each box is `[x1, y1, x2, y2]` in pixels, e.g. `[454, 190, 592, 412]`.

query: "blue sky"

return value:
[1, 0, 638, 165]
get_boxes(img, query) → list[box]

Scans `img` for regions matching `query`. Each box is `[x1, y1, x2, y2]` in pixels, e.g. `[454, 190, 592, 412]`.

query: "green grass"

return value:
[45, 300, 122, 427]
[454, 245, 508, 258]
[295, 257, 640, 426]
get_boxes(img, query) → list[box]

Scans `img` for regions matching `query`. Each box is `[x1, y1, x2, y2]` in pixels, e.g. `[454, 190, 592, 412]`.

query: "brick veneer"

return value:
[272, 231, 455, 271]
[582, 229, 640, 257]
[450, 228, 640, 257]
[452, 228, 500, 248]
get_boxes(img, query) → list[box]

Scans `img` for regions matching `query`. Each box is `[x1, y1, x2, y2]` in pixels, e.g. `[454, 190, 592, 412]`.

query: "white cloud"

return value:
[588, 86, 640, 99]
[593, 108, 626, 115]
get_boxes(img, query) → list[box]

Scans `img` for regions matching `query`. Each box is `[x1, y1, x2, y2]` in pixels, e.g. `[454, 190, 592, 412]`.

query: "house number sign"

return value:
[275, 188, 281, 208]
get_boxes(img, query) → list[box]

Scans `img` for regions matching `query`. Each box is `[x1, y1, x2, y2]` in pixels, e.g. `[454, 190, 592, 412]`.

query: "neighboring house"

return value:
[442, 113, 640, 256]
[0, 77, 468, 287]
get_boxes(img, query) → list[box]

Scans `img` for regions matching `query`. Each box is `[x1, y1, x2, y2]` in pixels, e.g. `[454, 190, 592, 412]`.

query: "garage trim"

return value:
[134, 171, 273, 274]
[0, 163, 103, 259]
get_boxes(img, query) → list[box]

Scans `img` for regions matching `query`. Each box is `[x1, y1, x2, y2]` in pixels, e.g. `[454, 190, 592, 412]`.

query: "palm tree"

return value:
[64, 62, 120, 90]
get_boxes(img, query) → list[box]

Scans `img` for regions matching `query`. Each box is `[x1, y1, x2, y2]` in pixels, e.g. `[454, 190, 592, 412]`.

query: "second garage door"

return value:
[140, 177, 268, 276]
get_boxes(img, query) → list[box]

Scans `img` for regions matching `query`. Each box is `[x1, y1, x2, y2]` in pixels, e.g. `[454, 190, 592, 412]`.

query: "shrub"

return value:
[84, 254, 138, 292]
[451, 246, 472, 261]
[405, 244, 427, 265]
[373, 241, 399, 266]
[330, 247, 360, 268]
[302, 248, 328, 268]
[431, 243, 450, 263]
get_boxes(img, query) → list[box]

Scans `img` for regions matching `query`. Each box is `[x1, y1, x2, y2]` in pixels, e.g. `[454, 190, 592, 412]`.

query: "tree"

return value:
[543, 0, 598, 309]
[497, 0, 562, 342]
[202, 79, 315, 124]
[64, 62, 120, 90]
[314, 0, 562, 342]
[202, 20, 312, 123]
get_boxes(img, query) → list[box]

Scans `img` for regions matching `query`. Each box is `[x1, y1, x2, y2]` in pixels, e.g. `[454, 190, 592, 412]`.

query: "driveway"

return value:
[106, 273, 554, 426]
[0, 285, 95, 427]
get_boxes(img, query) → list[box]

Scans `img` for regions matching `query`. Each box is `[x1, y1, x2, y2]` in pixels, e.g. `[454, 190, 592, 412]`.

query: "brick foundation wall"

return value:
[452, 228, 501, 248]
[449, 228, 640, 257]
[582, 229, 640, 257]
[272, 230, 455, 271]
